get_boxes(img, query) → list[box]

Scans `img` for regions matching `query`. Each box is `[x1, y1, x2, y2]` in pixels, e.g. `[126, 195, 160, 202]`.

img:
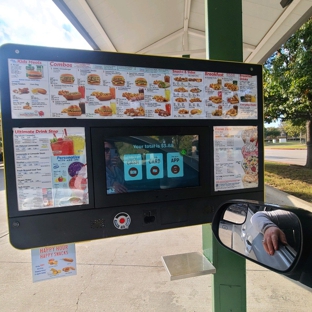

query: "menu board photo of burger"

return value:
[111, 75, 125, 86]
[60, 74, 75, 84]
[87, 74, 101, 85]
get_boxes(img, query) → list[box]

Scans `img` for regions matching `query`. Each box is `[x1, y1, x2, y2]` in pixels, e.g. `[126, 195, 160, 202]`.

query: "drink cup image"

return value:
[50, 137, 74, 156]
[109, 87, 116, 99]
[165, 103, 171, 115]
[79, 102, 86, 114]
[110, 101, 117, 114]
[67, 135, 85, 155]
[78, 86, 85, 98]
[165, 89, 170, 101]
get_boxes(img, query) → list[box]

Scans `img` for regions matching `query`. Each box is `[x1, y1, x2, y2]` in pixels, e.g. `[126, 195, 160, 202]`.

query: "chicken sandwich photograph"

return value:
[67, 105, 82, 116]
[98, 105, 113, 116]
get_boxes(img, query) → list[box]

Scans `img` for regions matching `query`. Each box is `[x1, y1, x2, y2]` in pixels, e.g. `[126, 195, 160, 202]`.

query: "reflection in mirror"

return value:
[218, 203, 301, 272]
[223, 203, 248, 224]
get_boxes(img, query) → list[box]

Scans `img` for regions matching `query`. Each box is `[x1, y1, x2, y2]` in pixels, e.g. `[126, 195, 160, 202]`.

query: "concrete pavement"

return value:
[0, 164, 311, 311]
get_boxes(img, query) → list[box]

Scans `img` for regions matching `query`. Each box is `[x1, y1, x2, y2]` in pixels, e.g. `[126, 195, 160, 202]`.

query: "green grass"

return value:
[265, 161, 312, 203]
[264, 141, 306, 149]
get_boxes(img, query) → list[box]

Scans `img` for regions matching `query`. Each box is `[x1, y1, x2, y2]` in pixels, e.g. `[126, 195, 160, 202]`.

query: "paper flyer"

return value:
[213, 126, 258, 191]
[13, 127, 88, 211]
[31, 243, 76, 282]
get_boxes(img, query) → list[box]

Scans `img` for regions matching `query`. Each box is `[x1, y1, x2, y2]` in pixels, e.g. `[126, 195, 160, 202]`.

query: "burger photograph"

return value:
[60, 73, 75, 84]
[27, 71, 43, 79]
[87, 73, 101, 85]
[67, 105, 82, 116]
[111, 75, 125, 86]
[135, 77, 147, 87]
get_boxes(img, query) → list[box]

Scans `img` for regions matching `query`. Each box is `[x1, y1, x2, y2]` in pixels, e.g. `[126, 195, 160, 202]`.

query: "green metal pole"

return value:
[203, 1, 246, 311]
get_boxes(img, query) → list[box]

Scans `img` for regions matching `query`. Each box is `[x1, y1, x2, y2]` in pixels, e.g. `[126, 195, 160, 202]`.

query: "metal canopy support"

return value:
[204, 1, 246, 312]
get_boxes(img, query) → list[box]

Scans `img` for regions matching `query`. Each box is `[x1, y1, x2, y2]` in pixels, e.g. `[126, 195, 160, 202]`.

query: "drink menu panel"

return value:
[13, 127, 88, 210]
[8, 59, 258, 120]
[213, 126, 258, 191]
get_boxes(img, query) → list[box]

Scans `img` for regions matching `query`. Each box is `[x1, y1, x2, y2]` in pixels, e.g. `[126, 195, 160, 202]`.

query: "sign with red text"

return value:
[31, 243, 76, 282]
[13, 127, 88, 211]
[8, 58, 258, 120]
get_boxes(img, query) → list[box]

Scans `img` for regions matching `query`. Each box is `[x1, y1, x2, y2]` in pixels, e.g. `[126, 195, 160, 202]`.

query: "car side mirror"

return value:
[212, 199, 312, 289]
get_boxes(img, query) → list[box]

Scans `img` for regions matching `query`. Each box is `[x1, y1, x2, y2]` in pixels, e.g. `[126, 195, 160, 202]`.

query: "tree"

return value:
[265, 127, 281, 140]
[281, 120, 306, 142]
[263, 18, 312, 168]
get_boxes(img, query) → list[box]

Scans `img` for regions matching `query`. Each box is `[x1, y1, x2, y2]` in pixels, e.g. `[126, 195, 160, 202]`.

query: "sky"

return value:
[0, 0, 280, 128]
[0, 0, 91, 50]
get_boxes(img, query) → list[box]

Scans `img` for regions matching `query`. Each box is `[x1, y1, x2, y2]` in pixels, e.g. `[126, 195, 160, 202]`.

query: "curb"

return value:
[265, 184, 312, 212]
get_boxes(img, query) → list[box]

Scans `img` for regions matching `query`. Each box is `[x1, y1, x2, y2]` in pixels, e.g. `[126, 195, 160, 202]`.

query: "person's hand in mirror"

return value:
[262, 226, 288, 255]
[251, 210, 298, 256]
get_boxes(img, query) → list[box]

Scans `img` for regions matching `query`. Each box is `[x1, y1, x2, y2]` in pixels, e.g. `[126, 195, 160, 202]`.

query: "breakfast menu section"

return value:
[213, 126, 258, 191]
[8, 58, 258, 119]
[13, 127, 88, 210]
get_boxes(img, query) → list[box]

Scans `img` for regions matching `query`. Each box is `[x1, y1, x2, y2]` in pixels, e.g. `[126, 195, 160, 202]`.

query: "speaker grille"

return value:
[90, 219, 105, 229]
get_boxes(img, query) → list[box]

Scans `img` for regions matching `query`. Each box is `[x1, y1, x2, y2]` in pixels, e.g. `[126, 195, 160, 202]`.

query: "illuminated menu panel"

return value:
[8, 59, 258, 120]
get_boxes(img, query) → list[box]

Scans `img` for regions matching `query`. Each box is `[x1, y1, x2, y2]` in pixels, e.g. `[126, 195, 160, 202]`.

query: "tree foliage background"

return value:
[264, 18, 312, 167]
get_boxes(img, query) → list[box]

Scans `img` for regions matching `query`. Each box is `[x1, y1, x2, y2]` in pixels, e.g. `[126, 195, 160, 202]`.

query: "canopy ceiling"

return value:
[53, 0, 312, 64]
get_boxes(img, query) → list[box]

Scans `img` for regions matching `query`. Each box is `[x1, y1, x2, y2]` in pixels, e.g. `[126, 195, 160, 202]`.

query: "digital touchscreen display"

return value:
[104, 135, 199, 194]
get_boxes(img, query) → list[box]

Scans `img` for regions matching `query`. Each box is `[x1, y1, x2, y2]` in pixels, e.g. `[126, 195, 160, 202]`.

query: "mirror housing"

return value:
[212, 199, 312, 288]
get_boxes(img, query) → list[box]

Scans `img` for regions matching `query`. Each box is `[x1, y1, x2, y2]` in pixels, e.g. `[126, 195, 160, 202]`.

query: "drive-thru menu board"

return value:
[8, 59, 258, 119]
[13, 127, 87, 210]
[214, 126, 258, 191]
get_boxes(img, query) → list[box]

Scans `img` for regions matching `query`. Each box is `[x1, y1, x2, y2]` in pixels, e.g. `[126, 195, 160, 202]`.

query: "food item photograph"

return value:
[190, 108, 202, 115]
[173, 76, 188, 82]
[154, 103, 171, 117]
[226, 106, 238, 117]
[178, 108, 189, 115]
[87, 73, 101, 85]
[31, 88, 47, 95]
[212, 106, 223, 116]
[27, 70, 43, 79]
[90, 91, 112, 101]
[13, 87, 29, 94]
[224, 82, 239, 91]
[123, 106, 145, 117]
[209, 82, 222, 90]
[153, 95, 168, 102]
[60, 73, 75, 84]
[122, 91, 144, 101]
[174, 87, 188, 92]
[135, 77, 147, 87]
[209, 95, 222, 104]
[50, 136, 74, 156]
[63, 92, 82, 101]
[111, 75, 125, 86]
[23, 102, 32, 110]
[227, 94, 239, 104]
[156, 80, 170, 88]
[98, 105, 113, 116]
[67, 105, 82, 116]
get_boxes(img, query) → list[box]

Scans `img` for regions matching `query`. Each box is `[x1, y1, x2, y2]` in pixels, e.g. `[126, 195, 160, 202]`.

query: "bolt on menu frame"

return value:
[0, 44, 264, 249]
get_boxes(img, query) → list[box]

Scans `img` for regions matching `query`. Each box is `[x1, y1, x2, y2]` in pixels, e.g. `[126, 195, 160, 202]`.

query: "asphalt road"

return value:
[264, 148, 307, 166]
